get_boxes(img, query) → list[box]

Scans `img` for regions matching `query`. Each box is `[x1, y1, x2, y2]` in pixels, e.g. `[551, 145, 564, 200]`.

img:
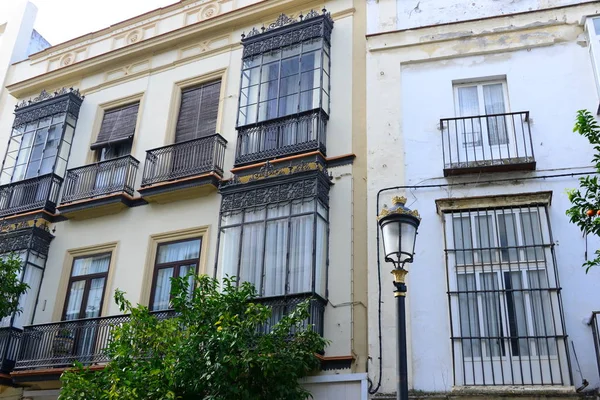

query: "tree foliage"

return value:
[0, 253, 29, 320]
[59, 275, 327, 400]
[566, 109, 600, 272]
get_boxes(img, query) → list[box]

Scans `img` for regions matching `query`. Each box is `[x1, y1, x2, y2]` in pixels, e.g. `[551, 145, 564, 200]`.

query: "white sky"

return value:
[31, 0, 178, 45]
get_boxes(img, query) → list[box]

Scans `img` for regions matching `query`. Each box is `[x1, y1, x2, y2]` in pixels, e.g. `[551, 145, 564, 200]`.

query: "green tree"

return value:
[566, 109, 600, 272]
[0, 253, 29, 320]
[59, 275, 327, 400]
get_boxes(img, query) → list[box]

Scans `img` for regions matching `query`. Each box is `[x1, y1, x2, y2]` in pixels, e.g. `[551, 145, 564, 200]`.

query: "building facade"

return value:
[366, 0, 600, 397]
[0, 0, 368, 399]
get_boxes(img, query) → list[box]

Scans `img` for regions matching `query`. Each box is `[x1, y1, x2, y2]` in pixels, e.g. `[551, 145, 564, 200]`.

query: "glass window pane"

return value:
[267, 203, 290, 219]
[457, 273, 480, 357]
[278, 94, 298, 117]
[301, 51, 320, 72]
[152, 267, 175, 311]
[240, 223, 265, 293]
[65, 280, 86, 320]
[261, 62, 280, 82]
[315, 217, 328, 297]
[483, 84, 508, 145]
[243, 57, 260, 69]
[279, 75, 299, 97]
[479, 272, 502, 357]
[300, 89, 319, 112]
[258, 100, 278, 122]
[281, 56, 300, 78]
[283, 44, 300, 58]
[301, 70, 319, 91]
[38, 117, 51, 128]
[498, 213, 518, 262]
[222, 212, 242, 226]
[260, 81, 278, 102]
[288, 215, 314, 294]
[264, 219, 288, 297]
[453, 216, 473, 265]
[72, 254, 111, 276]
[85, 277, 106, 318]
[241, 67, 260, 88]
[12, 265, 43, 328]
[521, 211, 544, 261]
[527, 270, 556, 355]
[157, 239, 201, 264]
[302, 38, 322, 52]
[474, 215, 493, 264]
[52, 114, 66, 124]
[504, 271, 529, 356]
[263, 49, 281, 63]
[179, 264, 196, 300]
[25, 122, 38, 132]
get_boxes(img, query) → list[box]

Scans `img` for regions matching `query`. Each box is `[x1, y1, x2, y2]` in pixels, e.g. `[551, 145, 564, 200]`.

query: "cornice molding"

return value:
[7, 0, 321, 98]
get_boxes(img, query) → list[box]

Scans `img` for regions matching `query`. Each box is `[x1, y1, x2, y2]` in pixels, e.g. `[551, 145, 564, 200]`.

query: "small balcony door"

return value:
[454, 81, 512, 163]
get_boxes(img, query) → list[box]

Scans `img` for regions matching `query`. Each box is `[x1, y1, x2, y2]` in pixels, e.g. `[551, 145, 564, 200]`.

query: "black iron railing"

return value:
[0, 174, 63, 217]
[141, 134, 227, 186]
[590, 311, 600, 382]
[440, 111, 535, 175]
[61, 156, 139, 204]
[15, 311, 174, 370]
[235, 109, 327, 166]
[0, 327, 22, 373]
[255, 293, 326, 337]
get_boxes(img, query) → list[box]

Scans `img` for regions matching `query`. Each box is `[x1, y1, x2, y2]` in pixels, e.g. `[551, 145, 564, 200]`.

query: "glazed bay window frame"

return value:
[217, 169, 330, 335]
[442, 203, 571, 387]
[0, 89, 83, 216]
[235, 11, 333, 166]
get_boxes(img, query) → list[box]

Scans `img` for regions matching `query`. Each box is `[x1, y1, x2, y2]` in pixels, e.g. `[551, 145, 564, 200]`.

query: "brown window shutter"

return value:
[90, 102, 140, 150]
[175, 80, 221, 143]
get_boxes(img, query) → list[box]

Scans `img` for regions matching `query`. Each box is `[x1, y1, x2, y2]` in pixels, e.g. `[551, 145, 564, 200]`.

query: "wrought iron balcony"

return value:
[0, 327, 22, 373]
[440, 111, 535, 176]
[15, 311, 174, 370]
[61, 155, 139, 204]
[0, 174, 63, 217]
[255, 293, 326, 337]
[235, 109, 327, 166]
[141, 134, 227, 186]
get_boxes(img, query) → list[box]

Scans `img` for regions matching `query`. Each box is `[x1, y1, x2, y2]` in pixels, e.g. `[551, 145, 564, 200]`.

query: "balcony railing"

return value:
[61, 156, 139, 204]
[141, 134, 227, 186]
[590, 311, 600, 382]
[0, 327, 22, 373]
[0, 174, 63, 217]
[15, 311, 174, 370]
[235, 109, 327, 166]
[255, 293, 326, 337]
[440, 111, 535, 176]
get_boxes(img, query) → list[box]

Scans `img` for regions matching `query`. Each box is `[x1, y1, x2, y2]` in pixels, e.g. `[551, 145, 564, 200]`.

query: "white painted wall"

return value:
[367, 2, 600, 395]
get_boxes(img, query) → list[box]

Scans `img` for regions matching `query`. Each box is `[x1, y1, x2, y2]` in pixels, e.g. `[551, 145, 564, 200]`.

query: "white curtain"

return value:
[157, 239, 200, 264]
[521, 211, 544, 261]
[152, 267, 174, 311]
[497, 213, 518, 262]
[240, 222, 265, 293]
[315, 217, 328, 297]
[84, 278, 105, 318]
[72, 254, 110, 277]
[220, 226, 241, 280]
[483, 83, 508, 145]
[474, 215, 493, 264]
[528, 270, 556, 356]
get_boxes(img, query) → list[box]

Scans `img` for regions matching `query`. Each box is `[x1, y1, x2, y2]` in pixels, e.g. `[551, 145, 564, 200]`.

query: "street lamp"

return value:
[377, 196, 421, 400]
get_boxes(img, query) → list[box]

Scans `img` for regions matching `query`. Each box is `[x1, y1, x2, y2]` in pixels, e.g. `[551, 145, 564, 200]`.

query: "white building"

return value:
[367, 0, 600, 397]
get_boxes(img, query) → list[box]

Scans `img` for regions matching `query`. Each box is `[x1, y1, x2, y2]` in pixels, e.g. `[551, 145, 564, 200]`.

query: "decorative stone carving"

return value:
[61, 53, 75, 66]
[127, 29, 142, 44]
[200, 3, 219, 20]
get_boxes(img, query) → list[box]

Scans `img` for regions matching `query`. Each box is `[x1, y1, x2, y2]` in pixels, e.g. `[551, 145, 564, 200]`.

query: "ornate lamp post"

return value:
[377, 196, 421, 400]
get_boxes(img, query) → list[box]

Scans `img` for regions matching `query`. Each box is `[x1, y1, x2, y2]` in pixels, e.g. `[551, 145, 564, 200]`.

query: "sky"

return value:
[31, 0, 178, 45]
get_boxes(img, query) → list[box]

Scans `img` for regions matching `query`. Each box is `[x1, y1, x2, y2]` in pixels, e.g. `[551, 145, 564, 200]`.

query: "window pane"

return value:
[260, 81, 278, 102]
[483, 84, 508, 145]
[263, 219, 288, 297]
[12, 265, 43, 328]
[452, 216, 473, 265]
[504, 271, 529, 356]
[457, 86, 482, 146]
[300, 89, 319, 112]
[179, 264, 196, 300]
[281, 56, 300, 78]
[283, 44, 300, 58]
[528, 270, 556, 356]
[220, 226, 241, 280]
[65, 280, 85, 320]
[152, 267, 174, 311]
[85, 277, 106, 318]
[315, 217, 328, 297]
[263, 49, 281, 63]
[288, 215, 314, 294]
[457, 274, 480, 357]
[278, 94, 298, 117]
[521, 211, 544, 261]
[241, 67, 260, 88]
[261, 62, 280, 82]
[157, 239, 201, 264]
[72, 254, 110, 276]
[480, 272, 502, 357]
[267, 203, 290, 219]
[301, 51, 320, 72]
[498, 213, 518, 262]
[240, 223, 265, 293]
[474, 215, 493, 264]
[279, 75, 299, 97]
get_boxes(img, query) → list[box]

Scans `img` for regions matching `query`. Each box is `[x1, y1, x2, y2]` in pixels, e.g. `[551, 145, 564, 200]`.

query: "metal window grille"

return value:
[443, 204, 571, 386]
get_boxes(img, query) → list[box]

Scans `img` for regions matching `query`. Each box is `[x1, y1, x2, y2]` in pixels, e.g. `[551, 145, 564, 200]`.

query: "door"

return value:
[454, 82, 512, 164]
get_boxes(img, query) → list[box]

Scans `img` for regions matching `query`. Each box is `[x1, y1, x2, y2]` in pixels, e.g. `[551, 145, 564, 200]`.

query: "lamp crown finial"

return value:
[392, 196, 407, 205]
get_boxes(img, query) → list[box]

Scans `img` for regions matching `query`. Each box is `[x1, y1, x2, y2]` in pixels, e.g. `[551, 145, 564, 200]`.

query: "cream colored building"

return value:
[367, 0, 600, 398]
[0, 0, 368, 399]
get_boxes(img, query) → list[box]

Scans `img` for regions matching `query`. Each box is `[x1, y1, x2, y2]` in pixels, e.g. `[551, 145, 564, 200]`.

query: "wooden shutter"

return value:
[175, 80, 221, 143]
[90, 102, 140, 150]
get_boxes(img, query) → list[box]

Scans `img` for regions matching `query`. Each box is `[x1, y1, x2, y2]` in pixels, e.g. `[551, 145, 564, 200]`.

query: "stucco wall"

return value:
[366, 2, 600, 395]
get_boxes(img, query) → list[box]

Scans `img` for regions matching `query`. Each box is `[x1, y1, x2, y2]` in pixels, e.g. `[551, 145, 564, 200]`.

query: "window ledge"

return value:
[451, 385, 577, 396]
[436, 191, 552, 214]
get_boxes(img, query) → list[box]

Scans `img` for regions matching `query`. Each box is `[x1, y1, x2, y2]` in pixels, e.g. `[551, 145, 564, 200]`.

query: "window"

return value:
[238, 38, 330, 127]
[63, 253, 111, 321]
[90, 102, 139, 160]
[219, 198, 328, 299]
[175, 80, 221, 143]
[454, 81, 509, 147]
[445, 205, 569, 386]
[150, 238, 201, 311]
